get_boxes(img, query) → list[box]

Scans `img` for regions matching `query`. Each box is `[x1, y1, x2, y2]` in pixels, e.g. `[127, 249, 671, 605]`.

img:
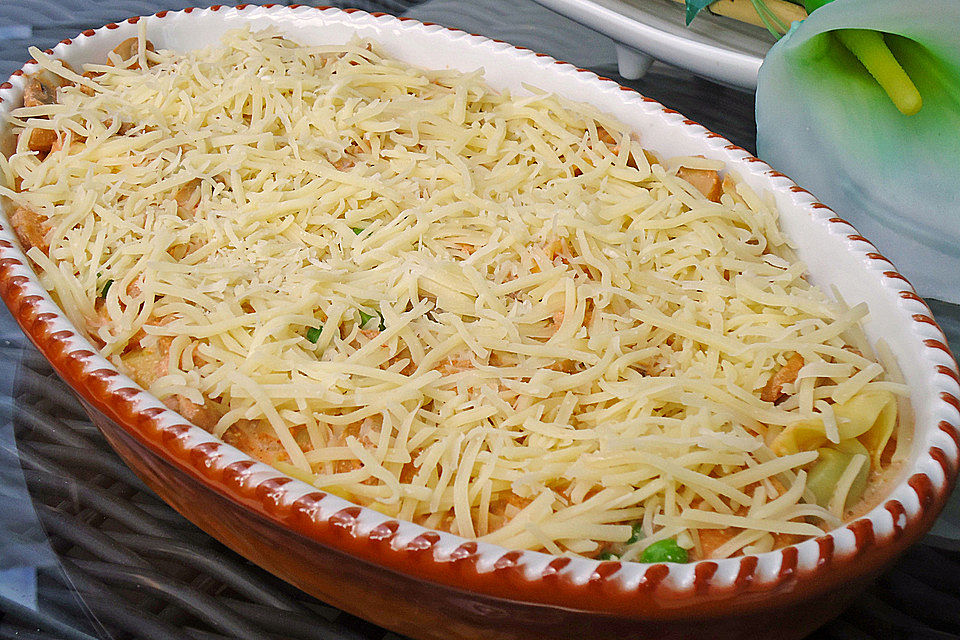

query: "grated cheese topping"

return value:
[1, 28, 905, 560]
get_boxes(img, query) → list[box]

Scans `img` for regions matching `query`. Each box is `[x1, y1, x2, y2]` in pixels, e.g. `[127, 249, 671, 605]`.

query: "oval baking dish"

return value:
[0, 6, 957, 640]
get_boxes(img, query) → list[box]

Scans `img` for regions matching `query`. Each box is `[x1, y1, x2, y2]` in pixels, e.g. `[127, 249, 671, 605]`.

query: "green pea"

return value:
[597, 550, 619, 561]
[305, 326, 322, 343]
[351, 227, 364, 235]
[640, 538, 688, 563]
[627, 521, 643, 545]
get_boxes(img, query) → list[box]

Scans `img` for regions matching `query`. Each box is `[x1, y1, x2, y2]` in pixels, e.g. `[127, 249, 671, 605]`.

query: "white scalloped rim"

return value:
[0, 4, 956, 601]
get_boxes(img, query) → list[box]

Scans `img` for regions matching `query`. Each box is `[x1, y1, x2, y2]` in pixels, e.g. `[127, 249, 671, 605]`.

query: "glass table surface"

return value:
[0, 2, 958, 638]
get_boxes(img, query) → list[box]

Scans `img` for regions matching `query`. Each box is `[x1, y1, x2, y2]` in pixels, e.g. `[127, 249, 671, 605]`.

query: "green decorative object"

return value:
[684, 0, 715, 25]
[757, 0, 960, 303]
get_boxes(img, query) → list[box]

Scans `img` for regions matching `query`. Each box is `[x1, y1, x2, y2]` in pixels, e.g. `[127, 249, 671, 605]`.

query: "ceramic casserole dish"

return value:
[0, 5, 957, 640]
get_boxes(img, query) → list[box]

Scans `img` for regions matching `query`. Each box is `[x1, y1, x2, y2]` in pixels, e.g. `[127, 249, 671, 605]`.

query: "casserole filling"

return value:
[1, 27, 907, 560]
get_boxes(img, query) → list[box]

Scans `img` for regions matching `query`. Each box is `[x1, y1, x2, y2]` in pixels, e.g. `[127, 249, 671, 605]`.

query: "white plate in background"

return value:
[531, 0, 779, 88]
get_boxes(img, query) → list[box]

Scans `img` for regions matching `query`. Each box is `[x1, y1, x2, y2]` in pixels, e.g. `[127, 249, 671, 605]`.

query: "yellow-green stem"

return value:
[835, 29, 923, 115]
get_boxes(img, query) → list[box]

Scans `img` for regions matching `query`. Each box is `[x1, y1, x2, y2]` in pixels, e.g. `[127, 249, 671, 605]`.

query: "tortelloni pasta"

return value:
[772, 388, 899, 516]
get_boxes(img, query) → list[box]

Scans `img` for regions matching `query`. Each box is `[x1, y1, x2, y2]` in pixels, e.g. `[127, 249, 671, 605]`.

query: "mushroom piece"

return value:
[677, 166, 724, 202]
[9, 207, 50, 253]
[760, 352, 804, 403]
[108, 37, 156, 69]
[23, 74, 58, 107]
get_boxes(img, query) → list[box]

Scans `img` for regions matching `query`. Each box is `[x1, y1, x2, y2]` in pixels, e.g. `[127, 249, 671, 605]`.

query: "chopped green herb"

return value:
[306, 326, 322, 343]
[351, 227, 364, 235]
[359, 309, 385, 331]
[100, 279, 114, 298]
[640, 538, 688, 564]
[597, 550, 619, 561]
[627, 521, 644, 545]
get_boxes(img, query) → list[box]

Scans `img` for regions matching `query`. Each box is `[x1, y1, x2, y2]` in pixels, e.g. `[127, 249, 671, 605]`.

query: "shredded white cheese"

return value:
[1, 28, 901, 559]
